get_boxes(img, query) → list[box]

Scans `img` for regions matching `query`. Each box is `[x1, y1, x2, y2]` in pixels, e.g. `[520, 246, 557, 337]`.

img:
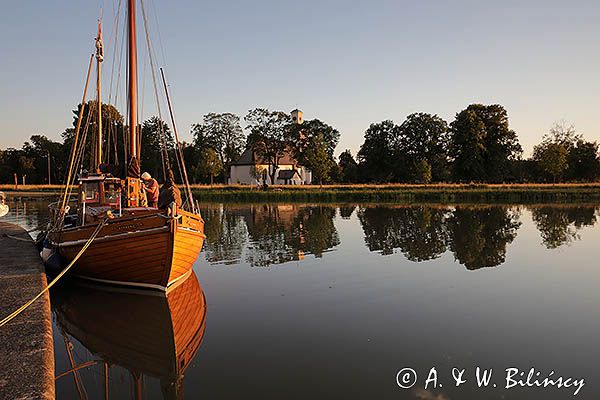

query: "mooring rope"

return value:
[0, 219, 108, 328]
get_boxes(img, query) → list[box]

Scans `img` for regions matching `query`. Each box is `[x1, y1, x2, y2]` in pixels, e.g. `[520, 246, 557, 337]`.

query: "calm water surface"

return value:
[5, 201, 600, 399]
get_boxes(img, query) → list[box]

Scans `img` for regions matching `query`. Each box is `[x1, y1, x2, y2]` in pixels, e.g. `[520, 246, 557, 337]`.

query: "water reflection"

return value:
[358, 206, 449, 260]
[202, 204, 340, 267]
[6, 200, 600, 270]
[202, 207, 247, 265]
[52, 273, 207, 399]
[447, 206, 521, 269]
[6, 201, 600, 398]
[531, 205, 598, 248]
[357, 206, 522, 269]
[197, 203, 600, 269]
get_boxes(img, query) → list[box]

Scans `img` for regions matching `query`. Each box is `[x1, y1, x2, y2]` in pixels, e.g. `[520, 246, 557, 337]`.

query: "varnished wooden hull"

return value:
[48, 209, 205, 291]
[53, 272, 207, 383]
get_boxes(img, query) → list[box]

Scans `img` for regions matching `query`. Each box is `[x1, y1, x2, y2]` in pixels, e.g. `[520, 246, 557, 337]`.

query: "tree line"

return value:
[346, 104, 600, 183]
[1, 102, 599, 184]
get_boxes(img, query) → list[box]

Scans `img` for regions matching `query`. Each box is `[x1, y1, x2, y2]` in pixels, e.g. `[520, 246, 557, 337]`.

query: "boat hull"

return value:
[48, 210, 205, 291]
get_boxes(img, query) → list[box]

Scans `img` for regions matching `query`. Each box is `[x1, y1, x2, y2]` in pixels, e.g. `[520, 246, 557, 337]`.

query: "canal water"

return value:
[5, 201, 600, 399]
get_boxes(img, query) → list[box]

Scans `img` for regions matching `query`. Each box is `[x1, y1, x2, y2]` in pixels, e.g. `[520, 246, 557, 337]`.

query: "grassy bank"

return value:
[191, 183, 600, 203]
[0, 184, 65, 199]
[3, 183, 600, 203]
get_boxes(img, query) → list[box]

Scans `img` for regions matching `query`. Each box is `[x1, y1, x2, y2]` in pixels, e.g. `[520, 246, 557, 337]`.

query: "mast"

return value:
[128, 0, 138, 161]
[95, 19, 104, 170]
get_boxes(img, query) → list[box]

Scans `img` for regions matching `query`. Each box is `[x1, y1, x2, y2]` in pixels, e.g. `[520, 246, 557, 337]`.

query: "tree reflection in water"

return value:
[358, 205, 522, 269]
[530, 206, 598, 249]
[338, 205, 356, 219]
[447, 206, 521, 270]
[201, 205, 248, 265]
[201, 204, 340, 267]
[200, 203, 598, 270]
[357, 206, 449, 261]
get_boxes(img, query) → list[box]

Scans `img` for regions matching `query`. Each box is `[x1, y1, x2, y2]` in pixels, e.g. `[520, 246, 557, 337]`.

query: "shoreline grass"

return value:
[191, 183, 600, 203]
[3, 183, 600, 203]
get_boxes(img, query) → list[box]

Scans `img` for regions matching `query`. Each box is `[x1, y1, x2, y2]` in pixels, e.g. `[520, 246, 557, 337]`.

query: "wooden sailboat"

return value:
[53, 272, 207, 399]
[46, 0, 205, 291]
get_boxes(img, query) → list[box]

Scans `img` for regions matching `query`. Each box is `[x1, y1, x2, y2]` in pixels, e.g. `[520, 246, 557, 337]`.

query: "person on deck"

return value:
[141, 172, 159, 208]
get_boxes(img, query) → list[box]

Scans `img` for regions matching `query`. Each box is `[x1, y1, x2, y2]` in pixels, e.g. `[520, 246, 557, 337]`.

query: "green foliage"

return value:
[357, 120, 401, 182]
[533, 142, 568, 182]
[411, 159, 432, 184]
[449, 104, 522, 182]
[0, 135, 66, 184]
[338, 150, 359, 183]
[191, 113, 245, 181]
[288, 118, 339, 183]
[140, 116, 174, 181]
[531, 122, 600, 182]
[567, 140, 600, 181]
[244, 108, 292, 184]
[289, 118, 339, 159]
[196, 148, 224, 184]
[303, 133, 334, 184]
[63, 101, 126, 170]
[398, 113, 449, 181]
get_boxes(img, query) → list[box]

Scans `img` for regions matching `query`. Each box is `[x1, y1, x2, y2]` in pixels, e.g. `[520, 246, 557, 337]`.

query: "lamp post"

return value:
[46, 149, 51, 185]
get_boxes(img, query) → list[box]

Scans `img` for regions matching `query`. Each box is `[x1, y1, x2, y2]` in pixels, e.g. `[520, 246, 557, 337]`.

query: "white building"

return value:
[229, 109, 312, 185]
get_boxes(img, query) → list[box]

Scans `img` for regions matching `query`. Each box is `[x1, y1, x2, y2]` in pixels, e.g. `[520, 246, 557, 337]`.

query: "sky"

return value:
[1, 0, 599, 157]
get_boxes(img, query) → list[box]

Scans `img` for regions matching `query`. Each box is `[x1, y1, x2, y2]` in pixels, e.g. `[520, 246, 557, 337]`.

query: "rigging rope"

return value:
[160, 67, 196, 213]
[140, 0, 171, 180]
[55, 54, 95, 229]
[0, 219, 108, 329]
[107, 0, 122, 105]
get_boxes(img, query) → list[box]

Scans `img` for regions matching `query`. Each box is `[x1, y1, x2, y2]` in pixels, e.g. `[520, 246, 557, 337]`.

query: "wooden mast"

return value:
[128, 0, 138, 160]
[125, 0, 141, 207]
[95, 19, 104, 171]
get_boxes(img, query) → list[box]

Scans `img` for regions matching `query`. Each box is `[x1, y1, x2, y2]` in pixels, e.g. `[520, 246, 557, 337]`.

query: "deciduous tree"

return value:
[398, 113, 449, 181]
[338, 150, 359, 183]
[357, 120, 401, 182]
[450, 104, 522, 182]
[244, 108, 292, 184]
[191, 113, 245, 181]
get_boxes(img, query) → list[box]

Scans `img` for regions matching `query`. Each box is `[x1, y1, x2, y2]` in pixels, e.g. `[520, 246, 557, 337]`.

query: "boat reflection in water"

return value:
[52, 272, 207, 399]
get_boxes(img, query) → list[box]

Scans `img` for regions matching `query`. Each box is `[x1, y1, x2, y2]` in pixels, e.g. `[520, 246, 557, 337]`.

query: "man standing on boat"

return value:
[142, 172, 159, 208]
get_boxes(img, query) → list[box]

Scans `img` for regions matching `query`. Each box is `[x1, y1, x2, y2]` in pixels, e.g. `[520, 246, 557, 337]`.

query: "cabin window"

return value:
[104, 182, 120, 204]
[82, 182, 100, 203]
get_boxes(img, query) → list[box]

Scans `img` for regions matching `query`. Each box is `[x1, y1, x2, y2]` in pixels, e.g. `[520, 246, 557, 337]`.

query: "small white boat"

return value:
[0, 192, 8, 217]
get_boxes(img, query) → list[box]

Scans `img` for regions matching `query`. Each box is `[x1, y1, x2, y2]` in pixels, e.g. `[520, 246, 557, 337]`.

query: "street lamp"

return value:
[46, 149, 51, 185]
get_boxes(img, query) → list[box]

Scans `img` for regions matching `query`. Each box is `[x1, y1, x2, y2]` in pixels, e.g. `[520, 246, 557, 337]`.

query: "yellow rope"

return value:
[0, 219, 108, 328]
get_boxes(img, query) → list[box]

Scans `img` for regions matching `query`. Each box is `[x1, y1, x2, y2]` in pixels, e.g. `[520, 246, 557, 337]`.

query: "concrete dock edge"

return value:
[0, 222, 54, 400]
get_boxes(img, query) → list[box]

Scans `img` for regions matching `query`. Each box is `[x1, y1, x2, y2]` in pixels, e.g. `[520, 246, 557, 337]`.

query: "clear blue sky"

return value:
[1, 0, 599, 156]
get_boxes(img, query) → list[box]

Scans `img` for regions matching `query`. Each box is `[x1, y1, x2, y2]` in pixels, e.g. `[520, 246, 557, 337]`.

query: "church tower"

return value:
[291, 109, 303, 125]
